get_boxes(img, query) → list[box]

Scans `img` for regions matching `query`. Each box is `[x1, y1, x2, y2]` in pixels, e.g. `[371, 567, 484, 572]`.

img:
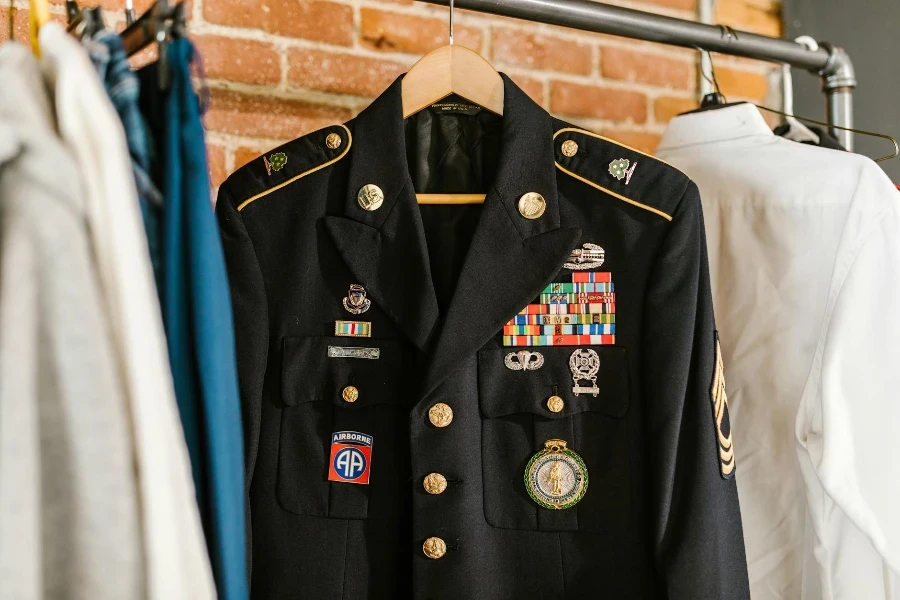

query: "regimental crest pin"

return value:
[263, 152, 287, 175]
[569, 348, 600, 396]
[524, 439, 588, 510]
[608, 158, 637, 185]
[343, 284, 371, 315]
[327, 431, 373, 485]
[564, 243, 605, 270]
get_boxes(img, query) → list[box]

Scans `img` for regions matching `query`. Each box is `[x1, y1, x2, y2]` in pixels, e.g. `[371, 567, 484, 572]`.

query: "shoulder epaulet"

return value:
[551, 125, 690, 222]
[222, 123, 352, 213]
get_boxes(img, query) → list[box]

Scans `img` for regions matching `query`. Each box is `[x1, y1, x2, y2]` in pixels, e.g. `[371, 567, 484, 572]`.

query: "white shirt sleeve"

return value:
[795, 175, 900, 599]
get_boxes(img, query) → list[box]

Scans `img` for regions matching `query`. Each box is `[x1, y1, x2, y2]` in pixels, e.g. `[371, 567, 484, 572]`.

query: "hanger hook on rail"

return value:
[448, 0, 454, 45]
[694, 46, 727, 103]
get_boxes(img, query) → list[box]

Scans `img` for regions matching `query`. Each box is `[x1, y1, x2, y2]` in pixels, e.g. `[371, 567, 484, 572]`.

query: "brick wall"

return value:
[2, 0, 783, 191]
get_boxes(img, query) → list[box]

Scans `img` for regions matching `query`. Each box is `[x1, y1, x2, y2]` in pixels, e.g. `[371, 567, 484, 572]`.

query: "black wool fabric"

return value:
[217, 74, 751, 600]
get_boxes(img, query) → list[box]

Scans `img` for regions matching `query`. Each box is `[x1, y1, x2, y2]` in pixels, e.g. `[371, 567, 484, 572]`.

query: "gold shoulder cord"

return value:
[237, 123, 353, 212]
[552, 127, 675, 222]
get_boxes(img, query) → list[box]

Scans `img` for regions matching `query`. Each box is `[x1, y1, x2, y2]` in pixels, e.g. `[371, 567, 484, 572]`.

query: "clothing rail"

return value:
[419, 0, 857, 151]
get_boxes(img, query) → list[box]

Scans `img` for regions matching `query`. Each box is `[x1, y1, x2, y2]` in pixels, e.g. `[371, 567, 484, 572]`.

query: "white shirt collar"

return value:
[657, 102, 774, 151]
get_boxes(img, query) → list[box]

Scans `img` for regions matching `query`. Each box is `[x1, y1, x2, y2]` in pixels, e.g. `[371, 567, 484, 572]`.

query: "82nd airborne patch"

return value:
[328, 431, 373, 485]
[711, 333, 735, 479]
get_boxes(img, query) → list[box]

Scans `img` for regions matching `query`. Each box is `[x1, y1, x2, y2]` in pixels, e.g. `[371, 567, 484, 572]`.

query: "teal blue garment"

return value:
[153, 39, 249, 600]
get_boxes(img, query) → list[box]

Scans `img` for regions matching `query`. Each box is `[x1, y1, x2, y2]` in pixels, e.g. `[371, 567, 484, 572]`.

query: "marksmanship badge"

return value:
[524, 439, 588, 510]
[343, 284, 371, 315]
[569, 348, 600, 396]
[504, 350, 544, 371]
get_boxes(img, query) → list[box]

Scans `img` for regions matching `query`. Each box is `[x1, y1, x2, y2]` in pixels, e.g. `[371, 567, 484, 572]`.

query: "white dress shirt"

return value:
[38, 24, 216, 600]
[657, 103, 900, 600]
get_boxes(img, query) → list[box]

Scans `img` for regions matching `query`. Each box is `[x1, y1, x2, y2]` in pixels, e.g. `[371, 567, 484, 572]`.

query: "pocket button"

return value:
[341, 385, 359, 403]
[546, 395, 565, 413]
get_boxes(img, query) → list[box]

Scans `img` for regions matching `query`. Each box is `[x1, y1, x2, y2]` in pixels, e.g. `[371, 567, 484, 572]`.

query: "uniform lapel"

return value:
[324, 78, 440, 352]
[420, 76, 582, 397]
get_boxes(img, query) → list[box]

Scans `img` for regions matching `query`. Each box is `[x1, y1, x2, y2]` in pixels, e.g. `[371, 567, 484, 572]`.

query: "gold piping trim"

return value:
[237, 124, 353, 212]
[554, 162, 673, 222]
[552, 126, 680, 171]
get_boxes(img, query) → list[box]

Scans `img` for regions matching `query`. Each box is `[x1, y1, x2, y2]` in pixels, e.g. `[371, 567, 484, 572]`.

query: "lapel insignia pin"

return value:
[334, 320, 371, 337]
[328, 431, 373, 485]
[504, 350, 544, 371]
[327, 346, 380, 360]
[263, 152, 287, 175]
[564, 243, 605, 270]
[343, 284, 371, 314]
[608, 158, 637, 184]
[569, 348, 600, 396]
[357, 184, 384, 211]
[524, 439, 588, 510]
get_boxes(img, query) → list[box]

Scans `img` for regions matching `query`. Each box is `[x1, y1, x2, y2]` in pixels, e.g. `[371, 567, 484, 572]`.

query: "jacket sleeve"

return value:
[641, 181, 750, 599]
[215, 188, 269, 570]
[795, 196, 900, 594]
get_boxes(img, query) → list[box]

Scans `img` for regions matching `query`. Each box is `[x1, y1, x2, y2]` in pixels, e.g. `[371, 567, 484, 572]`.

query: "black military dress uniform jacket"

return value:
[217, 74, 751, 599]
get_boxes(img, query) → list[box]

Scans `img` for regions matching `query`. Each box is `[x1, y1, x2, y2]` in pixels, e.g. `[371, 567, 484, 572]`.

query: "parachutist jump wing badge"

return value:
[343, 284, 371, 315]
[569, 348, 600, 396]
[524, 439, 588, 510]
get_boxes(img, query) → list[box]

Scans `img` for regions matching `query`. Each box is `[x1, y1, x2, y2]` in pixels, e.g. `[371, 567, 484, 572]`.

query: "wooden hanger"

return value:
[401, 0, 503, 205]
[29, 0, 51, 56]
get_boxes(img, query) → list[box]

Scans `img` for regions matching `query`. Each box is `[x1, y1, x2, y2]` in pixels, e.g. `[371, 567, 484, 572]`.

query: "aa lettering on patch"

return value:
[328, 431, 373, 485]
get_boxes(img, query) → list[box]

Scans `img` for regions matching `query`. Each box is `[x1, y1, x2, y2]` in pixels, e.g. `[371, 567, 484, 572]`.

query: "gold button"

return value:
[325, 132, 342, 149]
[546, 395, 564, 413]
[423, 537, 447, 559]
[517, 192, 546, 220]
[357, 184, 384, 211]
[428, 403, 453, 428]
[561, 139, 578, 157]
[423, 473, 448, 495]
[341, 385, 359, 403]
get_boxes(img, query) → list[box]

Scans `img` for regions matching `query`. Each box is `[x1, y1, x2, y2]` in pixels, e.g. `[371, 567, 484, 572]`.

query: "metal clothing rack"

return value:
[420, 0, 858, 151]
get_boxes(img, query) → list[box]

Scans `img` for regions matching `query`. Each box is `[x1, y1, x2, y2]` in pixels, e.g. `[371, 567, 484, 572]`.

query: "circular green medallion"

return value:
[524, 439, 588, 510]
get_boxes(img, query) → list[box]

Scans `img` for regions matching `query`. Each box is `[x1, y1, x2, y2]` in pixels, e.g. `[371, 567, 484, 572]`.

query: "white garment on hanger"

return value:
[38, 23, 216, 600]
[657, 103, 900, 600]
[0, 42, 140, 600]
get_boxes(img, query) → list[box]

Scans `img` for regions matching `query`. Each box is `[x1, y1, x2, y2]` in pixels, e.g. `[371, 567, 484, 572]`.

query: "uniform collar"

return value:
[342, 73, 561, 238]
[325, 74, 580, 397]
[657, 102, 774, 151]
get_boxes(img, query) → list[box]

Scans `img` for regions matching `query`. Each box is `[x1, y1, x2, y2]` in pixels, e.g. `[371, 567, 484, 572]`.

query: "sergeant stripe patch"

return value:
[711, 333, 735, 479]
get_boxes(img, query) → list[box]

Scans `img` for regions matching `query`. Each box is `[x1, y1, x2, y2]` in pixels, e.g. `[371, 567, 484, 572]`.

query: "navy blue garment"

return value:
[83, 28, 164, 289]
[140, 40, 249, 600]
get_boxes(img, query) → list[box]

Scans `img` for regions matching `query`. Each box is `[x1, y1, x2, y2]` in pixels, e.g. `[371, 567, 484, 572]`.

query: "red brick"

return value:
[550, 82, 647, 123]
[508, 73, 546, 107]
[48, 0, 156, 11]
[601, 46, 693, 90]
[287, 49, 407, 98]
[204, 88, 351, 139]
[491, 28, 592, 76]
[204, 0, 354, 46]
[639, 0, 697, 11]
[715, 66, 769, 102]
[193, 35, 281, 86]
[600, 129, 661, 154]
[1, 8, 9, 43]
[235, 147, 266, 171]
[7, 8, 67, 44]
[360, 8, 483, 54]
[208, 144, 228, 189]
[717, 0, 782, 37]
[653, 96, 697, 123]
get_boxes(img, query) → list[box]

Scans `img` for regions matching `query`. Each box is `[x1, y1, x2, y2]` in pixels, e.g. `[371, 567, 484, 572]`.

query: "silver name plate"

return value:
[327, 346, 380, 360]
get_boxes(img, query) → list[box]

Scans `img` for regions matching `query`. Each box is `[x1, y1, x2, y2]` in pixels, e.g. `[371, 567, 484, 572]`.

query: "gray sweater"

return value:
[0, 43, 143, 600]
